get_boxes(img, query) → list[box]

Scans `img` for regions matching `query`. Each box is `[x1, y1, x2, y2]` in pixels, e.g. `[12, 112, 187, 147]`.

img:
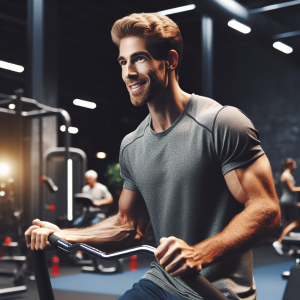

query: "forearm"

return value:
[194, 200, 280, 267]
[58, 213, 144, 252]
[93, 197, 113, 206]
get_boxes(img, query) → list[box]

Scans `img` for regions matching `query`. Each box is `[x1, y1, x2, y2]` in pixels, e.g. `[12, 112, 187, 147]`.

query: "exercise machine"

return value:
[280, 207, 300, 300]
[31, 234, 228, 300]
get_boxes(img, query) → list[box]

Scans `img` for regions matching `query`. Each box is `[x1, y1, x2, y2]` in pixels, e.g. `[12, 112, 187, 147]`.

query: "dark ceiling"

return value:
[0, 0, 300, 180]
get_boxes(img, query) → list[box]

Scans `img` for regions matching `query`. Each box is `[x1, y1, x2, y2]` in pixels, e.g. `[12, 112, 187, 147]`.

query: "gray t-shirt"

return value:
[119, 94, 264, 300]
[82, 182, 112, 200]
[82, 183, 112, 213]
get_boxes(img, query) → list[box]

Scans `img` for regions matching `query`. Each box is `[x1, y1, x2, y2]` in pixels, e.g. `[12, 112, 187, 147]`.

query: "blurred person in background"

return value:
[273, 158, 300, 255]
[73, 170, 113, 260]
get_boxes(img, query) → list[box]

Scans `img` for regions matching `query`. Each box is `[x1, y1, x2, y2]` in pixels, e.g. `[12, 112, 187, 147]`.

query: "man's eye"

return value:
[136, 57, 144, 62]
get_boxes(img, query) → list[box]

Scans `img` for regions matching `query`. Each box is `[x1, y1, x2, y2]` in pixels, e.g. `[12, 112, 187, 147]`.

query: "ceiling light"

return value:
[0, 164, 8, 175]
[73, 99, 96, 109]
[273, 41, 293, 54]
[0, 60, 24, 73]
[9, 104, 16, 110]
[96, 152, 107, 159]
[0, 191, 5, 196]
[228, 20, 251, 34]
[60, 125, 79, 134]
[158, 4, 196, 15]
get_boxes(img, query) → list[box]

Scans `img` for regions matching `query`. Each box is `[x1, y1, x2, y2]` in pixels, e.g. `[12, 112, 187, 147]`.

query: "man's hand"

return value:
[155, 236, 201, 277]
[24, 219, 62, 251]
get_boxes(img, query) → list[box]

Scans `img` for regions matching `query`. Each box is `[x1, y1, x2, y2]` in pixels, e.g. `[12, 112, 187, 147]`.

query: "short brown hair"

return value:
[111, 13, 183, 79]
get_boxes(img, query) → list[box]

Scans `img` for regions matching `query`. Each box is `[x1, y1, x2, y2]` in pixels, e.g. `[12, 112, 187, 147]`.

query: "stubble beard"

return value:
[129, 71, 167, 107]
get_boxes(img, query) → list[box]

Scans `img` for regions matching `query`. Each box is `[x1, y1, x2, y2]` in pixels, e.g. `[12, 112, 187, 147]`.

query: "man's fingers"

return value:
[24, 225, 39, 248]
[30, 228, 54, 250]
[155, 237, 170, 261]
[169, 261, 187, 277]
[159, 244, 179, 269]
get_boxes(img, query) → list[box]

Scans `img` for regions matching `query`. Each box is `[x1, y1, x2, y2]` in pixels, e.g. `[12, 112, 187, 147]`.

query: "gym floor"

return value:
[0, 243, 296, 300]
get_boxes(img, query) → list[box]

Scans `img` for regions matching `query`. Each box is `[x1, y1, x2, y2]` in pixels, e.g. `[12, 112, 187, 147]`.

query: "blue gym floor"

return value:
[0, 245, 296, 300]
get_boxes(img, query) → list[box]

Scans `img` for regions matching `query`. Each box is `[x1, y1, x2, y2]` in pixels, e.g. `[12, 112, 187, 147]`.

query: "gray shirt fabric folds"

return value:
[119, 94, 264, 300]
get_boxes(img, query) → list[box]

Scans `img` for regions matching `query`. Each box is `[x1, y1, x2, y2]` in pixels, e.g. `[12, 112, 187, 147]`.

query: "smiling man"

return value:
[25, 13, 280, 300]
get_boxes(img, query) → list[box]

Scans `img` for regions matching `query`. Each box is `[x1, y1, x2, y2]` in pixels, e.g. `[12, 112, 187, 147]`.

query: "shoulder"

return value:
[95, 182, 108, 190]
[120, 114, 150, 153]
[186, 94, 223, 132]
[213, 106, 254, 130]
[82, 185, 89, 192]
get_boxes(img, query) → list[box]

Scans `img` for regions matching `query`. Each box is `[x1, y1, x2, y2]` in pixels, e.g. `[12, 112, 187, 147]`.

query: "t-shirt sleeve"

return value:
[213, 106, 265, 176]
[101, 186, 112, 199]
[119, 138, 139, 191]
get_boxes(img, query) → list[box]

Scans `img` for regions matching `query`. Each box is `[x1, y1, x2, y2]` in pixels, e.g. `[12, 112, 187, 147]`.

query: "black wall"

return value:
[215, 43, 300, 184]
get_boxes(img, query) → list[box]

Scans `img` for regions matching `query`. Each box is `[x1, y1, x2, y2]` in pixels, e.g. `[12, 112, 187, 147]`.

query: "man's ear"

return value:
[166, 50, 178, 71]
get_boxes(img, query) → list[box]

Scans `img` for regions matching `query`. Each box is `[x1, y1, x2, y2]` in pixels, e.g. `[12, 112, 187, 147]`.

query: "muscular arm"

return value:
[25, 189, 150, 252]
[156, 155, 281, 276]
[93, 196, 114, 206]
[194, 154, 281, 267]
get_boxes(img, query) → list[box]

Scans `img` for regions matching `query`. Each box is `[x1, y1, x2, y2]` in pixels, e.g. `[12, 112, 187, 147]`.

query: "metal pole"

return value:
[15, 89, 24, 211]
[202, 15, 213, 98]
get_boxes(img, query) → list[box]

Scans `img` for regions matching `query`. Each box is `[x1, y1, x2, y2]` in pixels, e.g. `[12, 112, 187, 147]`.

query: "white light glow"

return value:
[96, 152, 107, 159]
[0, 191, 5, 196]
[9, 104, 16, 110]
[60, 125, 78, 134]
[1, 183, 6, 188]
[228, 20, 251, 34]
[0, 60, 24, 73]
[67, 159, 73, 221]
[0, 164, 8, 175]
[273, 41, 293, 54]
[73, 99, 96, 109]
[158, 4, 196, 15]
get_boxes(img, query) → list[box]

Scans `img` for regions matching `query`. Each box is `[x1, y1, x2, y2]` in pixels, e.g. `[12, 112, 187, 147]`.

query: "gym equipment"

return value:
[279, 205, 300, 300]
[73, 193, 123, 273]
[42, 147, 86, 224]
[281, 232, 300, 300]
[0, 238, 27, 296]
[31, 234, 228, 300]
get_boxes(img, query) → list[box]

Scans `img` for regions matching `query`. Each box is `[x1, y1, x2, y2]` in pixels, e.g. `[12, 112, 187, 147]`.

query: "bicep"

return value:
[118, 188, 150, 235]
[224, 155, 278, 208]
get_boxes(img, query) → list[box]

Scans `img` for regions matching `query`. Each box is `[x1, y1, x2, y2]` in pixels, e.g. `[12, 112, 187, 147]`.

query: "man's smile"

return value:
[129, 81, 147, 92]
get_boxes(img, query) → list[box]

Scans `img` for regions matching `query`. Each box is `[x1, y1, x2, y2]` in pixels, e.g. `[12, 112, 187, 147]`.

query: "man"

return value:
[25, 13, 280, 300]
[73, 170, 113, 227]
[82, 170, 113, 211]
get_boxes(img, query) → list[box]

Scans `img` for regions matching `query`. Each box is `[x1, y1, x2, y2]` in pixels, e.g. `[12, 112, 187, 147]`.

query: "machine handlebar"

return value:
[31, 235, 228, 300]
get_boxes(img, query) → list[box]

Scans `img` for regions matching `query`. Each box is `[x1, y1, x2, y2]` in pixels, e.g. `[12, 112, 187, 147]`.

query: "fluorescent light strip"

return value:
[0, 60, 24, 73]
[273, 30, 300, 39]
[228, 20, 251, 34]
[67, 159, 73, 221]
[273, 41, 293, 54]
[158, 4, 196, 15]
[60, 125, 78, 134]
[73, 99, 96, 109]
[249, 0, 300, 14]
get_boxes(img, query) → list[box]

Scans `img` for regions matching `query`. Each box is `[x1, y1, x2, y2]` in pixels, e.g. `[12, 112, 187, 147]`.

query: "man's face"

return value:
[85, 176, 96, 187]
[118, 36, 168, 106]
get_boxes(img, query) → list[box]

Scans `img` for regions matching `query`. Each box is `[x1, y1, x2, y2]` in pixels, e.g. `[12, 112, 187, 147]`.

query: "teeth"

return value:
[132, 83, 140, 88]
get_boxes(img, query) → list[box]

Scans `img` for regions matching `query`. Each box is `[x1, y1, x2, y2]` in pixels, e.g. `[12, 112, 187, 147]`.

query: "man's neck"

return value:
[147, 79, 191, 133]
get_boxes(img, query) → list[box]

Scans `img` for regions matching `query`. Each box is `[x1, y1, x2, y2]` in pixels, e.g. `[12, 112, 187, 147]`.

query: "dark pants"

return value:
[118, 279, 179, 300]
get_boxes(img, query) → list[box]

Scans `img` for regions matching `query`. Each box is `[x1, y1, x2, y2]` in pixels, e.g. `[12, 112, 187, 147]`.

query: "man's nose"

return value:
[125, 61, 138, 79]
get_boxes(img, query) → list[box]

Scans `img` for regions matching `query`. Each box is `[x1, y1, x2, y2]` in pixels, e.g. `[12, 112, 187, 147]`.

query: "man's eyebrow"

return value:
[117, 51, 151, 62]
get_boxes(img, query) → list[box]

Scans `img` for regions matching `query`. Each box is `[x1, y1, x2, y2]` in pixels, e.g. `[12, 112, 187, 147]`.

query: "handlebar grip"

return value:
[48, 234, 61, 247]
